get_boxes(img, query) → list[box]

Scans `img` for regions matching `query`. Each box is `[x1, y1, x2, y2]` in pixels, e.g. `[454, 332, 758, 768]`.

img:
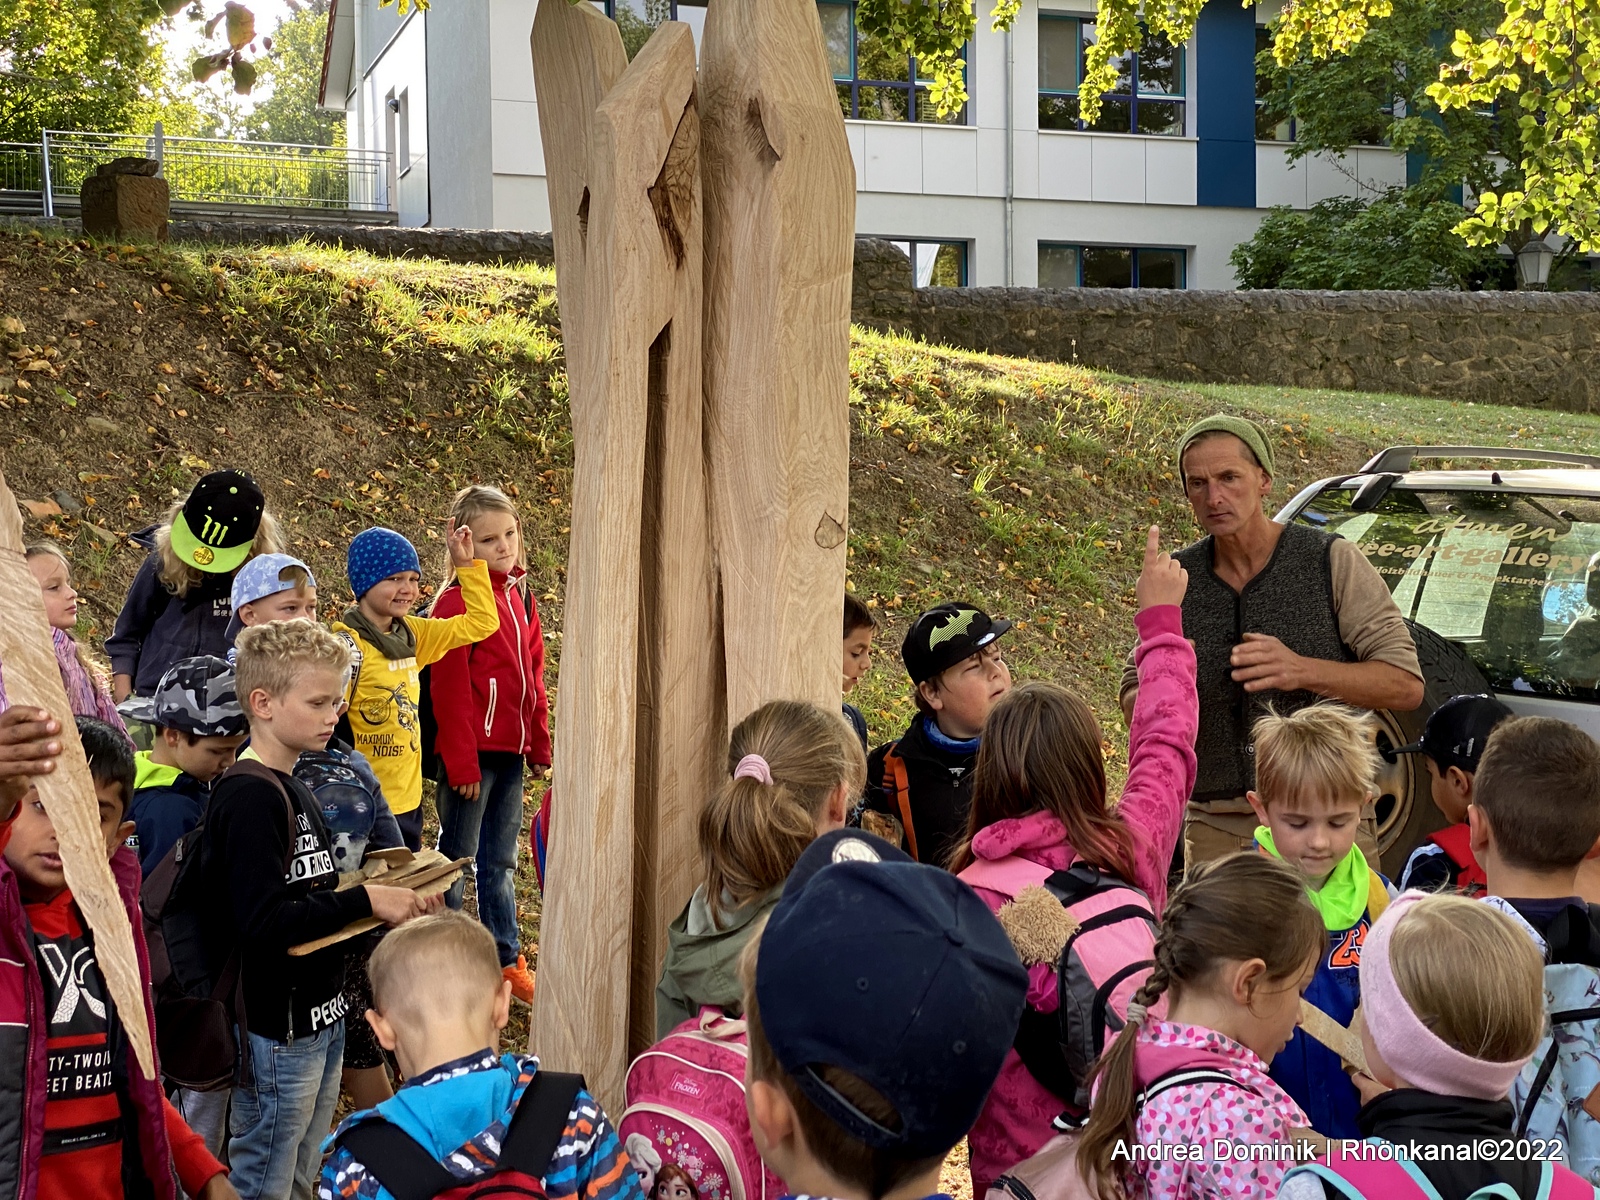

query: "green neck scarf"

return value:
[1255, 826, 1370, 930]
[340, 605, 417, 663]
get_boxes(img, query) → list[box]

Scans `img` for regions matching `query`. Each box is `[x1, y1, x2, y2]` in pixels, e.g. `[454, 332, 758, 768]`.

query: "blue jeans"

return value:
[228, 1022, 346, 1200]
[437, 750, 525, 967]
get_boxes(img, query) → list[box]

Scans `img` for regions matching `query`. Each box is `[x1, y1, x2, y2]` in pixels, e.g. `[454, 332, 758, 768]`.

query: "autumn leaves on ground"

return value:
[7, 222, 1600, 1094]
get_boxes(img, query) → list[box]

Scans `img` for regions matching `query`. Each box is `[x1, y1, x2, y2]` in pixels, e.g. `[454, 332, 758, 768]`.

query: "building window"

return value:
[891, 240, 969, 286]
[1039, 243, 1185, 288]
[595, 0, 707, 57]
[1255, 25, 1391, 144]
[1255, 27, 1294, 141]
[1038, 15, 1184, 136]
[819, 0, 967, 124]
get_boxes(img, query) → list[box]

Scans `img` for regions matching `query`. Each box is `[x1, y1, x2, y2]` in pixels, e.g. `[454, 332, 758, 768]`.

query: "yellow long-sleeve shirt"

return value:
[331, 559, 499, 814]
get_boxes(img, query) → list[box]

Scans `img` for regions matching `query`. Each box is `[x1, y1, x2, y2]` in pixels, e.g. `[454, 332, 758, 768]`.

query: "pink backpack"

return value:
[958, 855, 1165, 1112]
[620, 1009, 784, 1200]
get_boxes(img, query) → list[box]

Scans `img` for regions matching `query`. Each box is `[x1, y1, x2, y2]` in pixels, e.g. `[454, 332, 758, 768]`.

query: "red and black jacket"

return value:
[429, 567, 551, 789]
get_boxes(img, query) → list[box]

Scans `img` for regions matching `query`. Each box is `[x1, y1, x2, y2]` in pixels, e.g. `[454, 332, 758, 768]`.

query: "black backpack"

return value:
[333, 1070, 584, 1200]
[141, 758, 294, 1090]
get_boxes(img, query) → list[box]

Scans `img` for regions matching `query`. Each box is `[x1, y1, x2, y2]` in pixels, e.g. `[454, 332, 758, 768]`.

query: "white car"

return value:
[1278, 445, 1600, 875]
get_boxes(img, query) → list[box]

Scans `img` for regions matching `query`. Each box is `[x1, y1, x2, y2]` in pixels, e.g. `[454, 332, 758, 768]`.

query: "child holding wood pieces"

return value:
[1393, 692, 1512, 894]
[951, 523, 1198, 1193]
[26, 541, 126, 732]
[107, 469, 280, 705]
[319, 910, 642, 1200]
[333, 524, 500, 850]
[1247, 702, 1395, 1140]
[863, 600, 1014, 865]
[202, 621, 441, 1200]
[1279, 893, 1586, 1200]
[740, 828, 1027, 1200]
[1069, 853, 1325, 1200]
[841, 592, 875, 753]
[428, 485, 550, 1005]
[654, 699, 866, 1037]
[2, 716, 234, 1200]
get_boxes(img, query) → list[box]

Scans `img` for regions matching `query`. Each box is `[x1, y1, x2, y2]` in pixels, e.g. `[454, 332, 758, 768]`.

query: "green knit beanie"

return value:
[1176, 414, 1275, 476]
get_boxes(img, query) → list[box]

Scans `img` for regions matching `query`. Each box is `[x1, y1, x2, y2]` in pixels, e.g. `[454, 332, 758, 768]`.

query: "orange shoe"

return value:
[504, 955, 536, 1005]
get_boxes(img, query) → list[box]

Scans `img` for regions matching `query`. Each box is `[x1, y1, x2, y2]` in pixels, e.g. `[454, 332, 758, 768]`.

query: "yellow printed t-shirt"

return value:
[331, 559, 499, 814]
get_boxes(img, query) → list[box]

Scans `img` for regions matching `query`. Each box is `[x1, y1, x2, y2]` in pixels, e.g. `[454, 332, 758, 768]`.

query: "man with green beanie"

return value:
[1120, 413, 1424, 867]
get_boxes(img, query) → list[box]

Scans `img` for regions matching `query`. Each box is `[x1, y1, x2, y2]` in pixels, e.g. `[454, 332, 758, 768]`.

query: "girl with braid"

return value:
[1075, 853, 1326, 1200]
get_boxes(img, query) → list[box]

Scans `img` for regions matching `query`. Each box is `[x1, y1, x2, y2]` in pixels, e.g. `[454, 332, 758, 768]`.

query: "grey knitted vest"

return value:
[1175, 522, 1354, 804]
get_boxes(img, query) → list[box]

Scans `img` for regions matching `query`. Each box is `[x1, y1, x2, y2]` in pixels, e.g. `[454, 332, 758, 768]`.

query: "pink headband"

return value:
[1360, 891, 1531, 1101]
[733, 754, 773, 785]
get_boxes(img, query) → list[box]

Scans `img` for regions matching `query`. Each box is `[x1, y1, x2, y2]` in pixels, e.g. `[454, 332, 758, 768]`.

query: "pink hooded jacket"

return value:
[964, 604, 1198, 1192]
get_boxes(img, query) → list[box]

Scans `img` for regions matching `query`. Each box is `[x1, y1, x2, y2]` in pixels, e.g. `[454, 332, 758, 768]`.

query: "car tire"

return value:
[1371, 619, 1491, 879]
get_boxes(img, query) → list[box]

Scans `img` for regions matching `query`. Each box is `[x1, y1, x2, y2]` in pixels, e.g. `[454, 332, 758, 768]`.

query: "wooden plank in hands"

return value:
[0, 466, 156, 1078]
[700, 0, 857, 721]
[289, 864, 466, 957]
[528, 19, 710, 1110]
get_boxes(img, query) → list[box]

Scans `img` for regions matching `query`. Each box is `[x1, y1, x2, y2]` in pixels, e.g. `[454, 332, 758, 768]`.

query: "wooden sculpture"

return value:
[531, 6, 724, 1108]
[0, 467, 156, 1078]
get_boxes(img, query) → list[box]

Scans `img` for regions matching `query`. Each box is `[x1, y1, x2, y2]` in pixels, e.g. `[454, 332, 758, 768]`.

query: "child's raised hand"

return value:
[446, 521, 476, 569]
[1135, 524, 1187, 611]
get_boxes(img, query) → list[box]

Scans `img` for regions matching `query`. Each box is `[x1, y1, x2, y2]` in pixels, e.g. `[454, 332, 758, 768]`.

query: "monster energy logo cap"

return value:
[169, 469, 265, 575]
[901, 602, 1012, 684]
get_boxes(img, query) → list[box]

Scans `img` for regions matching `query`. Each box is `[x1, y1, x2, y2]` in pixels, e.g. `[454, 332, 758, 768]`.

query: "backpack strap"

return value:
[1513, 999, 1600, 1139]
[1134, 1067, 1256, 1108]
[957, 855, 1054, 898]
[1543, 1159, 1600, 1200]
[335, 1070, 585, 1200]
[882, 744, 918, 862]
[498, 1070, 584, 1178]
[1366, 871, 1390, 925]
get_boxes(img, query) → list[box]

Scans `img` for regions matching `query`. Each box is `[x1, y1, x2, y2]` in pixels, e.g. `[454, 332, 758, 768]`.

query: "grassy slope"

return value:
[7, 224, 1600, 1051]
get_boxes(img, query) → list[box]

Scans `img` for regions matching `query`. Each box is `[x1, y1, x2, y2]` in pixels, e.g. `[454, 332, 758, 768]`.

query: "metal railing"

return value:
[0, 131, 392, 217]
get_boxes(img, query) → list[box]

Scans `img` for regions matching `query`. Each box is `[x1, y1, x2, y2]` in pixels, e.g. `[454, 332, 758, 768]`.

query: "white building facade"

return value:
[319, 0, 1407, 289]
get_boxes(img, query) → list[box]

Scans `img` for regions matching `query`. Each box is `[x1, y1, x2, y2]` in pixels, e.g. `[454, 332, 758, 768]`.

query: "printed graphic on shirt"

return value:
[1327, 920, 1369, 970]
[357, 682, 419, 755]
[288, 810, 337, 884]
[34, 929, 120, 1155]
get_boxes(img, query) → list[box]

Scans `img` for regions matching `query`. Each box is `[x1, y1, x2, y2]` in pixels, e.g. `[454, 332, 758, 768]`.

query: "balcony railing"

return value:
[0, 131, 393, 220]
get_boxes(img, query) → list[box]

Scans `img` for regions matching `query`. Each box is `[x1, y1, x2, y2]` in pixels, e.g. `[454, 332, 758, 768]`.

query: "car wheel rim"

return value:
[1370, 710, 1413, 853]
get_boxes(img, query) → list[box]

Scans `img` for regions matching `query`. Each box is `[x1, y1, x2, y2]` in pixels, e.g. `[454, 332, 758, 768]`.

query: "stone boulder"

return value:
[81, 159, 169, 242]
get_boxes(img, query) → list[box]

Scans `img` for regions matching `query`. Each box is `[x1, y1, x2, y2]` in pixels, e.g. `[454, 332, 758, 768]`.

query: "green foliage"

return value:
[241, 3, 341, 145]
[1256, 0, 1523, 205]
[0, 0, 168, 141]
[1230, 191, 1505, 290]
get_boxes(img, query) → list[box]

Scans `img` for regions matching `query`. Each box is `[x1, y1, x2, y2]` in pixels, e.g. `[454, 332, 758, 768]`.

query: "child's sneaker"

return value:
[503, 954, 535, 1004]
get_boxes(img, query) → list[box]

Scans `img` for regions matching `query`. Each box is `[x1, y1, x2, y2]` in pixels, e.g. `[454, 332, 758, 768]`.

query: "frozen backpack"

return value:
[958, 855, 1163, 1112]
[620, 1008, 784, 1200]
[1513, 905, 1600, 1185]
[1283, 1148, 1600, 1198]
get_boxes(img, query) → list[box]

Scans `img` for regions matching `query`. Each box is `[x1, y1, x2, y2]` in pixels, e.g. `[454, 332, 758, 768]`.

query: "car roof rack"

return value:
[1360, 446, 1600, 473]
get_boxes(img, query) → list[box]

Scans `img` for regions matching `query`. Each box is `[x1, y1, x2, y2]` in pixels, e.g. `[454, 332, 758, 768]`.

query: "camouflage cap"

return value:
[118, 655, 248, 738]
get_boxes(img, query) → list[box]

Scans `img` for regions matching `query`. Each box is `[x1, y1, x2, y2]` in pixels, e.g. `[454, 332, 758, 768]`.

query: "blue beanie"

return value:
[347, 527, 422, 599]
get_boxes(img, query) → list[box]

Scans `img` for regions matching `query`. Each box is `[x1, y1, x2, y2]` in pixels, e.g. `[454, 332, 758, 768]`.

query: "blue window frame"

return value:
[889, 239, 969, 286]
[1038, 14, 1184, 135]
[818, 0, 967, 124]
[1038, 244, 1185, 288]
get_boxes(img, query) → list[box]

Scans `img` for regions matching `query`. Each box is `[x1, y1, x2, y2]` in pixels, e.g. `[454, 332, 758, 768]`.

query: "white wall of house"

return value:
[325, 0, 1408, 284]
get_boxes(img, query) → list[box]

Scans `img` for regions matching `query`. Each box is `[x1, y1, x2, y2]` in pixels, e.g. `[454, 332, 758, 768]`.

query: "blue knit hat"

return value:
[347, 527, 422, 599]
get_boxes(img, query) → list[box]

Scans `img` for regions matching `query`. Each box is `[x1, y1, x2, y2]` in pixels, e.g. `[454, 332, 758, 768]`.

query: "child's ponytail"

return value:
[1076, 853, 1324, 1200]
[698, 700, 867, 921]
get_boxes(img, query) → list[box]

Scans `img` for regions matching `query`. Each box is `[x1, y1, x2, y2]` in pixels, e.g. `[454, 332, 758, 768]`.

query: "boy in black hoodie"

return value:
[203, 620, 439, 1200]
[862, 603, 1012, 866]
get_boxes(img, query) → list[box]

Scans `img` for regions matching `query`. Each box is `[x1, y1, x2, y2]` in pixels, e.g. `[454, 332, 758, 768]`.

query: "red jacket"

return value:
[430, 567, 552, 787]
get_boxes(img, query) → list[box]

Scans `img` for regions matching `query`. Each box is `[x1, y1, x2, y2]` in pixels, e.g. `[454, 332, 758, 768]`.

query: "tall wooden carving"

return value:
[530, 4, 726, 1109]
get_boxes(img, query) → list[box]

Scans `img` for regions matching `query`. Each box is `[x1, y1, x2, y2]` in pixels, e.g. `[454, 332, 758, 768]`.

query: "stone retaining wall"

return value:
[852, 237, 1600, 412]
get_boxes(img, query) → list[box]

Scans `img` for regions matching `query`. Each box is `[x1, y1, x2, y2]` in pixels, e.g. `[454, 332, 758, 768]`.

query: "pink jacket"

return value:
[1127, 1021, 1308, 1200]
[965, 604, 1197, 1192]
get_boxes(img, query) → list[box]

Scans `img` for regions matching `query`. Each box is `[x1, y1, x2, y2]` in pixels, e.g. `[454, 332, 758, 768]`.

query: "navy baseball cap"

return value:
[1393, 694, 1514, 773]
[901, 602, 1012, 685]
[754, 829, 1028, 1158]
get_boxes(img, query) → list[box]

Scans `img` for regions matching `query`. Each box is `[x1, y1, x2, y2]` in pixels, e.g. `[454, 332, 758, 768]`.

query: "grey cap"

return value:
[117, 655, 247, 738]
